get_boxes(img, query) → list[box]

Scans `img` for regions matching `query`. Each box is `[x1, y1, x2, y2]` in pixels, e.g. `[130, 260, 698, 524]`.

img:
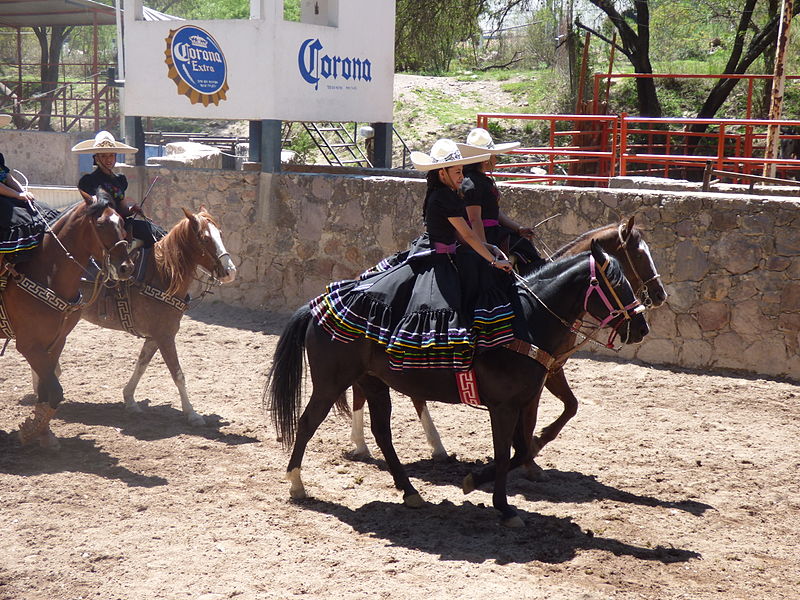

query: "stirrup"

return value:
[17, 403, 58, 446]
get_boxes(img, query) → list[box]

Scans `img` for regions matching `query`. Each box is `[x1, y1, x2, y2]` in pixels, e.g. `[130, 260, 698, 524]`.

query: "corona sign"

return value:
[298, 38, 372, 91]
[164, 26, 229, 106]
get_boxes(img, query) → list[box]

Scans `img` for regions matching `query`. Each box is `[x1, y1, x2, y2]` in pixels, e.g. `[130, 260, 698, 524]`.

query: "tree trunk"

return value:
[32, 26, 71, 132]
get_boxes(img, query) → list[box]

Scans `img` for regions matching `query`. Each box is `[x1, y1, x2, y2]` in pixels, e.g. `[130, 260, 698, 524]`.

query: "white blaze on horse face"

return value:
[639, 239, 666, 298]
[207, 222, 237, 283]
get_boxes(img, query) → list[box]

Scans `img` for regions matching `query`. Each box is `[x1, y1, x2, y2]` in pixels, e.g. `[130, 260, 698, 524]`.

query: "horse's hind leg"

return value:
[413, 398, 449, 461]
[155, 337, 206, 427]
[122, 338, 158, 416]
[287, 384, 350, 500]
[358, 377, 423, 508]
[349, 384, 372, 460]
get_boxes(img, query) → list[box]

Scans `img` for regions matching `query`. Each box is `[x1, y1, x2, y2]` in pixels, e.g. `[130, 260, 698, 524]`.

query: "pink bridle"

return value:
[584, 254, 645, 347]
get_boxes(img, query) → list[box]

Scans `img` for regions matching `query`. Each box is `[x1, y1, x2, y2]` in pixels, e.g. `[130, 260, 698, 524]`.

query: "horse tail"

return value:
[265, 304, 313, 449]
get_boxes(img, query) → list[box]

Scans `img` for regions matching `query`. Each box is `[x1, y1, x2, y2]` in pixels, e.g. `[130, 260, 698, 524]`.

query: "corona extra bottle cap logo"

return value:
[164, 26, 229, 106]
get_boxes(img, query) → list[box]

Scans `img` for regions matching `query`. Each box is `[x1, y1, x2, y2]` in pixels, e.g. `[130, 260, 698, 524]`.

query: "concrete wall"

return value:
[122, 166, 799, 381]
[0, 130, 86, 186]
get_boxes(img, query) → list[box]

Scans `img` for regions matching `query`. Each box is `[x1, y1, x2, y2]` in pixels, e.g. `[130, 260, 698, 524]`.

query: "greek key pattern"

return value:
[0, 276, 14, 338]
[456, 369, 481, 406]
[114, 286, 140, 337]
[18, 275, 73, 312]
[140, 284, 188, 312]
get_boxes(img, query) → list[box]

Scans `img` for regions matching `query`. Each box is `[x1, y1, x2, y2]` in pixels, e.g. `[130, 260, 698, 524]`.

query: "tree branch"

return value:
[574, 19, 627, 57]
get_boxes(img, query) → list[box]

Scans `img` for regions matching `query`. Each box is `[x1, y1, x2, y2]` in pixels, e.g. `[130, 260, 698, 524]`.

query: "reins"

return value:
[512, 253, 644, 368]
[616, 222, 662, 307]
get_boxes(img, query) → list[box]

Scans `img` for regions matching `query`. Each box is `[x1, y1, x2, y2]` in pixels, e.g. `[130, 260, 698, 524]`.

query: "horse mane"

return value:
[154, 211, 217, 296]
[549, 222, 620, 261]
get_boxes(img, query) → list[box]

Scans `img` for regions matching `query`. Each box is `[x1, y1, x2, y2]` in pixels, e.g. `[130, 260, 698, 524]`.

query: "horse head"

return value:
[83, 192, 135, 281]
[585, 239, 650, 345]
[183, 206, 237, 284]
[615, 216, 668, 308]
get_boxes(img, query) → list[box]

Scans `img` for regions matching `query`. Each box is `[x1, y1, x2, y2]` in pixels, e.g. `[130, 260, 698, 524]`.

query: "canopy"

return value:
[0, 0, 178, 28]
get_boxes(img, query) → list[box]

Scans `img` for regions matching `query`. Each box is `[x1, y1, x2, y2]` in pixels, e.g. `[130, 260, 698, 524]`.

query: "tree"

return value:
[32, 25, 74, 131]
[576, 0, 799, 121]
[395, 1, 487, 72]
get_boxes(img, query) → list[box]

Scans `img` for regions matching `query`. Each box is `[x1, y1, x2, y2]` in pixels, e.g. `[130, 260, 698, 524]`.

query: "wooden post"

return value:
[763, 0, 793, 178]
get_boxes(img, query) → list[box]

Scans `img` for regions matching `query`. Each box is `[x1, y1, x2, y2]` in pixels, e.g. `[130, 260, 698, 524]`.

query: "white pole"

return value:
[115, 0, 126, 141]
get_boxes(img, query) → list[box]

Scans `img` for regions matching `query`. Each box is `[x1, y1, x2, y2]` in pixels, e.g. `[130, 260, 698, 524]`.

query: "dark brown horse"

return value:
[79, 208, 236, 425]
[1, 194, 134, 447]
[348, 216, 668, 473]
[268, 241, 649, 526]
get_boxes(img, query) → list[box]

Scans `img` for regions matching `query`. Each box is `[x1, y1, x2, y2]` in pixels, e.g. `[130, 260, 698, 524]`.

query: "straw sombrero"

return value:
[0, 114, 11, 127]
[457, 128, 520, 158]
[410, 138, 490, 172]
[71, 130, 138, 155]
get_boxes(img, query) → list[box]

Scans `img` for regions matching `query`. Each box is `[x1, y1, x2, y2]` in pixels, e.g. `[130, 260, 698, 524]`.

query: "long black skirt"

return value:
[311, 242, 521, 371]
[0, 197, 60, 262]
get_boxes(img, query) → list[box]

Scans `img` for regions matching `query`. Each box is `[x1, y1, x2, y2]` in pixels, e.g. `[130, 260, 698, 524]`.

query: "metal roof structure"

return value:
[0, 0, 178, 28]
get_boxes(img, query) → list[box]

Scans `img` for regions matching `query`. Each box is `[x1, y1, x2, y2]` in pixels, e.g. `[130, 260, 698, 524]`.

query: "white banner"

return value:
[123, 0, 395, 122]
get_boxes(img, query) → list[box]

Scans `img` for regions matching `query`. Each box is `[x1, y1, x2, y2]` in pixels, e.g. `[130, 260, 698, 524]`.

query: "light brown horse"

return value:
[348, 216, 668, 474]
[1, 195, 134, 447]
[79, 208, 236, 425]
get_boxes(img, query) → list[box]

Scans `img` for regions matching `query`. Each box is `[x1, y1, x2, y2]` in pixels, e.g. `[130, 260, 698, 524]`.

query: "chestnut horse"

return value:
[79, 208, 236, 425]
[348, 216, 668, 471]
[268, 241, 649, 526]
[1, 194, 134, 447]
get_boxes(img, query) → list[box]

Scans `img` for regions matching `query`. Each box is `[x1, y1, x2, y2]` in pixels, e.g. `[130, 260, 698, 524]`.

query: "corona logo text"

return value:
[298, 38, 372, 91]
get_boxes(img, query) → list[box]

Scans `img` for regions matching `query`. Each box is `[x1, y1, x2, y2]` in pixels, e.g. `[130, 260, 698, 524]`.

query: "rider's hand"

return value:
[492, 259, 513, 273]
[128, 203, 143, 215]
[18, 191, 35, 203]
[518, 226, 534, 238]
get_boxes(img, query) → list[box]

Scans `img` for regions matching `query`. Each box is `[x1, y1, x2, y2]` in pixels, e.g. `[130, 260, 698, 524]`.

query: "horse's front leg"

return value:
[122, 338, 159, 416]
[413, 397, 450, 461]
[156, 337, 206, 427]
[538, 368, 579, 451]
[18, 355, 63, 448]
[487, 406, 523, 527]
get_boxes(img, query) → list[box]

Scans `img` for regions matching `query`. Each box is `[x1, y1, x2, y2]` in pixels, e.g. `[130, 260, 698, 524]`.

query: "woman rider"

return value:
[0, 114, 59, 269]
[458, 128, 546, 273]
[311, 139, 523, 371]
[71, 131, 162, 252]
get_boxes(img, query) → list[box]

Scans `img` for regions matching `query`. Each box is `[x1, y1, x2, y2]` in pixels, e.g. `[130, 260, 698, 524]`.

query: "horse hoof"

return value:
[503, 515, 525, 528]
[124, 401, 144, 415]
[403, 493, 425, 508]
[289, 486, 307, 500]
[344, 448, 372, 462]
[462, 473, 476, 494]
[38, 430, 60, 450]
[431, 450, 453, 463]
[524, 462, 547, 482]
[187, 413, 206, 427]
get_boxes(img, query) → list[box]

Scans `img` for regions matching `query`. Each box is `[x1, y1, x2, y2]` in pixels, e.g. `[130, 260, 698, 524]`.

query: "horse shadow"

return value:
[365, 458, 712, 517]
[186, 302, 290, 336]
[0, 433, 167, 487]
[51, 399, 259, 446]
[294, 496, 701, 565]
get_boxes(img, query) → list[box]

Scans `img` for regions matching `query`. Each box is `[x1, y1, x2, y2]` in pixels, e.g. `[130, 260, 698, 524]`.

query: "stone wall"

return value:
[121, 166, 800, 381]
[0, 130, 86, 186]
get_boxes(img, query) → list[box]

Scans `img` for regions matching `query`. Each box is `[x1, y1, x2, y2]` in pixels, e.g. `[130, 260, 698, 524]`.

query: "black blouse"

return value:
[78, 169, 128, 209]
[424, 183, 466, 245]
[462, 170, 500, 222]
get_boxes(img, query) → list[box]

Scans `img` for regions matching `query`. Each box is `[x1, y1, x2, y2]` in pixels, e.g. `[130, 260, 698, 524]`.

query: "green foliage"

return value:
[395, 1, 485, 73]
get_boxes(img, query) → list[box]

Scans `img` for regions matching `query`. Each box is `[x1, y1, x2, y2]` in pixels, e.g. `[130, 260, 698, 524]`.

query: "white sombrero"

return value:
[456, 127, 520, 158]
[71, 130, 138, 155]
[0, 114, 11, 127]
[410, 138, 490, 172]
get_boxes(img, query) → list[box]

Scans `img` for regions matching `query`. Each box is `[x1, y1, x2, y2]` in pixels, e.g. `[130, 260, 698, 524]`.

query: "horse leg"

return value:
[358, 377, 423, 507]
[349, 384, 372, 460]
[487, 406, 523, 527]
[412, 398, 449, 461]
[29, 361, 61, 401]
[521, 367, 578, 480]
[18, 355, 64, 449]
[155, 337, 206, 427]
[286, 383, 349, 500]
[122, 338, 159, 416]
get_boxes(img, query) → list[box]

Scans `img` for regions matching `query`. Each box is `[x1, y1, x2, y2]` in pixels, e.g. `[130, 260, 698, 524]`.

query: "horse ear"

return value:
[182, 207, 193, 220]
[198, 204, 207, 214]
[590, 238, 609, 265]
[621, 215, 635, 239]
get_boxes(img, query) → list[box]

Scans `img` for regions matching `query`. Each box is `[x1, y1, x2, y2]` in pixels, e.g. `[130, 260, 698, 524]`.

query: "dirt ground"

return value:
[1, 301, 799, 600]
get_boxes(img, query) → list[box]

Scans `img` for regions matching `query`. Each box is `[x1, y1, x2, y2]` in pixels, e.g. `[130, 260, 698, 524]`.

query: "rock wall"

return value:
[0, 130, 85, 186]
[121, 166, 800, 380]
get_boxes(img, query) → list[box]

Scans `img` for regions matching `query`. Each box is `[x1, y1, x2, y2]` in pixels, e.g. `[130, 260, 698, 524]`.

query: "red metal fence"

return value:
[477, 112, 800, 186]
